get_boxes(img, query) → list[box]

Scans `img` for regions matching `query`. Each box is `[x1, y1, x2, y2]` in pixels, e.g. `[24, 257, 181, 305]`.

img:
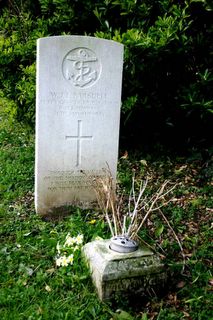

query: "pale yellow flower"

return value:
[45, 285, 52, 292]
[56, 256, 63, 267]
[64, 236, 76, 247]
[75, 234, 83, 245]
[67, 254, 74, 265]
[61, 255, 69, 267]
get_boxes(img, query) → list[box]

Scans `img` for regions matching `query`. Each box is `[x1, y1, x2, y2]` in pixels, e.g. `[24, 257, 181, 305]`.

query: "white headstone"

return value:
[35, 36, 123, 215]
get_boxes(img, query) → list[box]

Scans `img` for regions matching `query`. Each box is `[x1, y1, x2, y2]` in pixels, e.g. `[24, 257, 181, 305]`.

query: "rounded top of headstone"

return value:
[37, 35, 124, 48]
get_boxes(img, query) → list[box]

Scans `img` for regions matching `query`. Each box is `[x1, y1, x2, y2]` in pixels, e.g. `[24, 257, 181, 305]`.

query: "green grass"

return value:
[0, 104, 212, 319]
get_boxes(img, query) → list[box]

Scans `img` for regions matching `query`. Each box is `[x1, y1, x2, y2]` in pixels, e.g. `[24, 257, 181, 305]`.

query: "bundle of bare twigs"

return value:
[88, 167, 186, 269]
[90, 168, 176, 239]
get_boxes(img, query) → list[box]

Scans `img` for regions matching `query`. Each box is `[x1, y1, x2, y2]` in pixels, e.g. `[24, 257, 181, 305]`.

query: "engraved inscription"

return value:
[44, 170, 104, 192]
[56, 110, 103, 117]
[38, 91, 113, 117]
[66, 120, 93, 167]
[62, 47, 101, 88]
[46, 175, 90, 191]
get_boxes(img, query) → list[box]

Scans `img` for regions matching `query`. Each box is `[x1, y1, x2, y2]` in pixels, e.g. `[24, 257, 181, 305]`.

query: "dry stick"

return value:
[128, 174, 136, 215]
[135, 180, 162, 211]
[104, 168, 119, 236]
[158, 208, 186, 272]
[127, 190, 135, 233]
[93, 186, 103, 211]
[105, 192, 115, 237]
[133, 188, 165, 234]
[142, 184, 176, 214]
[101, 172, 119, 236]
[86, 169, 116, 237]
[94, 177, 115, 237]
[143, 184, 176, 213]
[116, 192, 124, 234]
[108, 178, 118, 236]
[122, 215, 127, 235]
[144, 180, 170, 205]
[132, 181, 170, 237]
[157, 183, 177, 199]
[134, 233, 157, 252]
[128, 188, 132, 215]
[138, 231, 168, 256]
[132, 182, 161, 233]
[126, 177, 149, 236]
[132, 174, 136, 206]
[151, 199, 174, 212]
[111, 198, 118, 235]
[127, 174, 138, 223]
[106, 177, 116, 236]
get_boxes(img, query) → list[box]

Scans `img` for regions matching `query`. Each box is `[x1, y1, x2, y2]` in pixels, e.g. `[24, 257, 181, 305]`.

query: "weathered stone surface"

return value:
[82, 240, 167, 301]
[35, 36, 123, 215]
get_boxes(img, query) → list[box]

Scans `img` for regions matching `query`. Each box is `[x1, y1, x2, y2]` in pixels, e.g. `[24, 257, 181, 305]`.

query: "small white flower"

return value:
[75, 234, 83, 245]
[56, 255, 70, 267]
[67, 254, 74, 265]
[55, 256, 63, 267]
[64, 236, 76, 247]
[45, 285, 52, 292]
[60, 256, 69, 267]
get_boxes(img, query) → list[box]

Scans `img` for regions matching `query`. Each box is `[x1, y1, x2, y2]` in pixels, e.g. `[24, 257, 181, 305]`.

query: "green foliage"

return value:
[0, 108, 212, 319]
[0, 0, 212, 149]
[0, 110, 111, 319]
[15, 63, 36, 124]
[0, 104, 34, 203]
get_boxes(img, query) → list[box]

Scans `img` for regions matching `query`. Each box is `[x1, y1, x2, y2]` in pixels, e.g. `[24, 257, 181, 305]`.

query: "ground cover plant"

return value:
[0, 102, 212, 319]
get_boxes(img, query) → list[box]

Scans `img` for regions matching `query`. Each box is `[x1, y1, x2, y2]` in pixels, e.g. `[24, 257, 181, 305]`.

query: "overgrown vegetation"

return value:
[90, 168, 177, 241]
[0, 100, 212, 319]
[0, 1, 212, 318]
[0, 0, 212, 150]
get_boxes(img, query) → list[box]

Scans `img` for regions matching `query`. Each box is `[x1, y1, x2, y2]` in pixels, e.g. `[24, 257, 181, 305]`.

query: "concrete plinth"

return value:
[82, 239, 167, 301]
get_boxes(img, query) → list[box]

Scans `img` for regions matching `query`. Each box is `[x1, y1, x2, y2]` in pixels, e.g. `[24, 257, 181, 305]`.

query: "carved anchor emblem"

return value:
[66, 49, 98, 87]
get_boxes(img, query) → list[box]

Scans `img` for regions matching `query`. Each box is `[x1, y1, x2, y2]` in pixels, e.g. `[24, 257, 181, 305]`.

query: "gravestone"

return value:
[35, 36, 123, 215]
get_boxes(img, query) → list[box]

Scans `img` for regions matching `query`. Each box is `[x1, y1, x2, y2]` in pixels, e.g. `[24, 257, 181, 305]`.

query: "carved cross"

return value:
[65, 120, 93, 166]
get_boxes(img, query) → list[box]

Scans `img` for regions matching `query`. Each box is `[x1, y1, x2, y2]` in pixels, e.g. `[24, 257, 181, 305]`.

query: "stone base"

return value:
[82, 239, 167, 301]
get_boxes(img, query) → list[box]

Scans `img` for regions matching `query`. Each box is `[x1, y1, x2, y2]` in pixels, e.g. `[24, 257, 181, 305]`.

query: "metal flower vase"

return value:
[109, 235, 138, 253]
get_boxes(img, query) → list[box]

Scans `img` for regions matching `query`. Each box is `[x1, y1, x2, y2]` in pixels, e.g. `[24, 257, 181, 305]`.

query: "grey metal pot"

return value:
[109, 236, 138, 253]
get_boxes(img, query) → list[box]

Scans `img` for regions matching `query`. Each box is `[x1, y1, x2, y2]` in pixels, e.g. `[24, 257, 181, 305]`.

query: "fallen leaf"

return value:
[177, 281, 185, 288]
[46, 268, 55, 274]
[120, 151, 128, 159]
[37, 306, 43, 315]
[182, 310, 191, 318]
[140, 159, 148, 166]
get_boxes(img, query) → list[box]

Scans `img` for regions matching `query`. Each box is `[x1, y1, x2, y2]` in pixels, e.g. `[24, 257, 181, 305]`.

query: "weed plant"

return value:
[0, 105, 212, 319]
